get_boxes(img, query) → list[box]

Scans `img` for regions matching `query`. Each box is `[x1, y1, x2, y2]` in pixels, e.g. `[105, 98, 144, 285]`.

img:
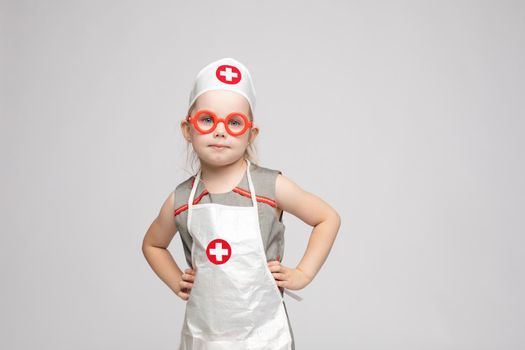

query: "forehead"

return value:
[194, 90, 250, 114]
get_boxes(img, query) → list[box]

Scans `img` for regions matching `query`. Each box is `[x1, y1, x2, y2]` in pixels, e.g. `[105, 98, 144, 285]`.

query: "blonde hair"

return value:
[183, 101, 259, 174]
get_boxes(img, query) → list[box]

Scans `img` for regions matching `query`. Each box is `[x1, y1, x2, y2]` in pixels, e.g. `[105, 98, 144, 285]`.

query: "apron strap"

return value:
[245, 159, 258, 209]
[187, 164, 201, 232]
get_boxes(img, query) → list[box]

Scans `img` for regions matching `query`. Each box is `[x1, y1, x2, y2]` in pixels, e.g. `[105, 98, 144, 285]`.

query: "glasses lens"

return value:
[228, 114, 246, 133]
[196, 112, 215, 132]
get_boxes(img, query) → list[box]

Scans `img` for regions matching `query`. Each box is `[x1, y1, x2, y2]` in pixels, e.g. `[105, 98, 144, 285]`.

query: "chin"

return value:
[198, 150, 241, 166]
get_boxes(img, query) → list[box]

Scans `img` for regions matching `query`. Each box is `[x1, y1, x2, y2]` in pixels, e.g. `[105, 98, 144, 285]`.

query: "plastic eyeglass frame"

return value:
[186, 109, 253, 136]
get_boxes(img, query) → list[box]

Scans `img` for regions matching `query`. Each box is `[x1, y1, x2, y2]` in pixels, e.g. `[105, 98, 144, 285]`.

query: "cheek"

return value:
[231, 136, 250, 147]
[191, 134, 211, 147]
[238, 132, 251, 142]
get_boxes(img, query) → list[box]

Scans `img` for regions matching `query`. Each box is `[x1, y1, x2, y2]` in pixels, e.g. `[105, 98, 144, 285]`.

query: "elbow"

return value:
[141, 236, 150, 256]
[331, 210, 341, 230]
[314, 209, 341, 229]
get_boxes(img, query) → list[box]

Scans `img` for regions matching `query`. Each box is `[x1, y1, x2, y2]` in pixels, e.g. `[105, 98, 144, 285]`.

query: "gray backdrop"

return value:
[1, 1, 524, 349]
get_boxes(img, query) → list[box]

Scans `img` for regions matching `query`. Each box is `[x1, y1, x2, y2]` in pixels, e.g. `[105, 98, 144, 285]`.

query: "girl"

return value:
[142, 57, 341, 350]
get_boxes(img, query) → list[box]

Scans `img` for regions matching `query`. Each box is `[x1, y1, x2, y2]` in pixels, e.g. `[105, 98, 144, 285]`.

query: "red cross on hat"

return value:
[216, 65, 242, 84]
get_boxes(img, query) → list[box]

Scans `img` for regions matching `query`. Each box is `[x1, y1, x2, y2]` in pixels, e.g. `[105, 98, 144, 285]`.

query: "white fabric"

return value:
[178, 159, 293, 349]
[188, 57, 257, 114]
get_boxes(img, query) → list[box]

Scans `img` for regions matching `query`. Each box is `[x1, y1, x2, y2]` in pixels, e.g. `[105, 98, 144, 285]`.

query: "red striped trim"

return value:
[232, 187, 277, 208]
[193, 189, 209, 205]
[174, 189, 210, 216]
[174, 204, 188, 216]
[173, 186, 277, 217]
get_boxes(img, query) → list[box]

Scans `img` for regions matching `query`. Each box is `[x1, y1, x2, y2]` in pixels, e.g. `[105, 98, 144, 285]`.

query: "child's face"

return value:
[181, 90, 259, 167]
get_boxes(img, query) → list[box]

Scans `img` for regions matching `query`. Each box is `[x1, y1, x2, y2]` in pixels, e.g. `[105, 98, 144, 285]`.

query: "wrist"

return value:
[296, 266, 314, 284]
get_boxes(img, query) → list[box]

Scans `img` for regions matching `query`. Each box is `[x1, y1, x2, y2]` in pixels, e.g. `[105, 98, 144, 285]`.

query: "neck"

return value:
[200, 158, 247, 184]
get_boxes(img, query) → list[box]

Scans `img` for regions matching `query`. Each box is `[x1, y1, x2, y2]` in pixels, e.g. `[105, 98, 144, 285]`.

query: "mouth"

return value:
[209, 144, 229, 150]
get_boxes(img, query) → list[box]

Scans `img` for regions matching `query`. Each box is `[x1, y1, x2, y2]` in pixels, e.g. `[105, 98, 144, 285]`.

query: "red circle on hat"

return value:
[216, 65, 242, 84]
[206, 238, 232, 265]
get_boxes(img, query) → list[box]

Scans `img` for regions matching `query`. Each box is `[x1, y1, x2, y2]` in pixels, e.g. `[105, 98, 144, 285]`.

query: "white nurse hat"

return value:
[188, 57, 257, 113]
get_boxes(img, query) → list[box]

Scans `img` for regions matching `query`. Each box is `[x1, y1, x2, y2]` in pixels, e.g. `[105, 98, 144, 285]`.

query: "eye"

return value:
[198, 115, 214, 124]
[228, 115, 245, 128]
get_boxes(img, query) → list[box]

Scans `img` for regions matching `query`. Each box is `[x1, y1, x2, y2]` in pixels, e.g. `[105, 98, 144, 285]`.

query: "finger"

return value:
[267, 260, 280, 266]
[276, 280, 288, 288]
[178, 291, 190, 300]
[268, 264, 282, 272]
[179, 279, 192, 291]
[270, 264, 288, 273]
[182, 273, 195, 282]
[180, 281, 193, 289]
[186, 274, 195, 282]
[272, 272, 286, 280]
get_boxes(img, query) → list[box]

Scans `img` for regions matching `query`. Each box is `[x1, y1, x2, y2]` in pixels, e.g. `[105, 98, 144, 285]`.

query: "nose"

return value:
[214, 120, 227, 136]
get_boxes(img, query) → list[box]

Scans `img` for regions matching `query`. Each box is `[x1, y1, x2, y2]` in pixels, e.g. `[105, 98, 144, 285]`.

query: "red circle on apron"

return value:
[206, 238, 232, 264]
[215, 65, 242, 84]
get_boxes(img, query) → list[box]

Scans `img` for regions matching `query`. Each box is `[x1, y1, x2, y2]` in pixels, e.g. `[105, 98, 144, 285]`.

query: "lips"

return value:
[209, 144, 229, 148]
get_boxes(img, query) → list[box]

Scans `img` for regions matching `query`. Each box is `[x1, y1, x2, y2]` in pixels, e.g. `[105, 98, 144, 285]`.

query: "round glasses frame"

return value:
[186, 109, 253, 136]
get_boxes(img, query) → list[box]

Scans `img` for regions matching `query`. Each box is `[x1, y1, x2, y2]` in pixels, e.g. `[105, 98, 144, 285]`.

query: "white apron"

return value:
[178, 159, 293, 350]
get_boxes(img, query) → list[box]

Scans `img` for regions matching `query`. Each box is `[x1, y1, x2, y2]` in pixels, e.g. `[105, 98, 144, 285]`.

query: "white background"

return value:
[1, 1, 524, 349]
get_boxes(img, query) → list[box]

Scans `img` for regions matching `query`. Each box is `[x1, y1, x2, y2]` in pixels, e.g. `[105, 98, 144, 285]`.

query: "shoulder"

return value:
[250, 162, 282, 197]
[274, 171, 312, 216]
[174, 175, 196, 208]
[275, 172, 300, 196]
[251, 162, 282, 177]
[175, 175, 195, 192]
[152, 190, 178, 239]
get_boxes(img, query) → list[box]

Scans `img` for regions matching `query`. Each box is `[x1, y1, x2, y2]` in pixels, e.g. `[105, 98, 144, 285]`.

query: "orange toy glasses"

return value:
[186, 109, 253, 136]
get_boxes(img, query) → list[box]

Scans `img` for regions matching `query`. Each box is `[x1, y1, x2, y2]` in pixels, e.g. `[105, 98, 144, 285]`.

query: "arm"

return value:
[269, 174, 341, 290]
[142, 191, 190, 297]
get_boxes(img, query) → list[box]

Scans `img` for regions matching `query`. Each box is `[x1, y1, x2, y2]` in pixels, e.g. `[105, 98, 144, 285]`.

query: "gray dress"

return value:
[174, 161, 296, 349]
